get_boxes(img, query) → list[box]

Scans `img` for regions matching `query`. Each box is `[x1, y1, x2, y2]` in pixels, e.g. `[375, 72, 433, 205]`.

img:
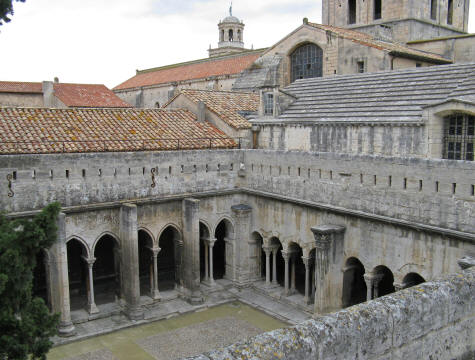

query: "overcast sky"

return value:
[0, 0, 474, 88]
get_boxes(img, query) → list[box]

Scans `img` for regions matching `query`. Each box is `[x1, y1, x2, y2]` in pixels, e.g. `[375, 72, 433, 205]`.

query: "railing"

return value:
[0, 137, 242, 155]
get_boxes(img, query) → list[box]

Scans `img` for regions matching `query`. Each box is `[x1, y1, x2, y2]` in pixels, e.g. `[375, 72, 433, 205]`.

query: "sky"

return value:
[0, 0, 474, 88]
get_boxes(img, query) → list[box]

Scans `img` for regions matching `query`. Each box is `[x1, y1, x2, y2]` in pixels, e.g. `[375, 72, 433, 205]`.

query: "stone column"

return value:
[49, 212, 75, 337]
[151, 247, 161, 300]
[271, 246, 279, 286]
[302, 256, 312, 305]
[282, 251, 290, 296]
[119, 204, 143, 320]
[182, 198, 203, 304]
[231, 204, 253, 287]
[394, 282, 405, 292]
[363, 272, 384, 300]
[263, 246, 272, 287]
[83, 257, 99, 315]
[311, 225, 346, 314]
[203, 241, 209, 282]
[209, 239, 216, 286]
[290, 253, 297, 294]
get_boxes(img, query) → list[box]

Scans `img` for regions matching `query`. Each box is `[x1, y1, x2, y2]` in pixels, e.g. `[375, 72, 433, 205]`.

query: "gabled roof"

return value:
[114, 50, 264, 91]
[0, 107, 235, 154]
[0, 81, 43, 94]
[308, 23, 452, 64]
[276, 63, 475, 124]
[167, 89, 259, 129]
[53, 83, 132, 108]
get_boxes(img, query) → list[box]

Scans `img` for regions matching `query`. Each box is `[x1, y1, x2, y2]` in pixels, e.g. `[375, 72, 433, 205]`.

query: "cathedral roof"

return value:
[113, 51, 264, 91]
[276, 63, 475, 124]
[0, 81, 43, 94]
[166, 89, 259, 129]
[0, 107, 235, 154]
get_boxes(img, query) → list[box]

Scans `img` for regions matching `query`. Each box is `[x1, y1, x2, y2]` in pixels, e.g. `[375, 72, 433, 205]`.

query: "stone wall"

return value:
[0, 93, 44, 107]
[186, 267, 475, 360]
[408, 35, 475, 64]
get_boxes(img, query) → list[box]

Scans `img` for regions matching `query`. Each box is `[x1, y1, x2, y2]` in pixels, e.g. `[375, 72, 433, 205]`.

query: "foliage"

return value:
[0, 203, 61, 360]
[0, 0, 25, 26]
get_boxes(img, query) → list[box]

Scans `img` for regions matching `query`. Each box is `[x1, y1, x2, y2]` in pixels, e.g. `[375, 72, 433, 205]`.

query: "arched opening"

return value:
[309, 249, 316, 302]
[447, 0, 453, 25]
[199, 222, 210, 281]
[270, 237, 285, 287]
[374, 0, 382, 20]
[228, 29, 234, 42]
[94, 235, 120, 305]
[373, 265, 395, 298]
[342, 257, 367, 307]
[220, 29, 225, 42]
[67, 239, 88, 311]
[250, 232, 264, 279]
[138, 230, 153, 297]
[214, 220, 232, 280]
[288, 243, 306, 296]
[348, 0, 356, 24]
[32, 250, 49, 308]
[290, 43, 323, 83]
[402, 273, 425, 289]
[158, 226, 180, 291]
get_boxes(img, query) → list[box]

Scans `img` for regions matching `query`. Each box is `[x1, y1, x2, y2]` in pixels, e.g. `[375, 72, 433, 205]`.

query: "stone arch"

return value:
[91, 231, 120, 255]
[157, 225, 182, 290]
[342, 257, 367, 308]
[138, 229, 154, 297]
[372, 265, 395, 298]
[402, 273, 425, 289]
[213, 218, 234, 280]
[66, 235, 90, 259]
[138, 227, 156, 245]
[199, 220, 212, 239]
[289, 42, 323, 83]
[66, 237, 89, 311]
[157, 223, 183, 246]
[213, 216, 235, 239]
[93, 234, 121, 305]
[287, 241, 305, 296]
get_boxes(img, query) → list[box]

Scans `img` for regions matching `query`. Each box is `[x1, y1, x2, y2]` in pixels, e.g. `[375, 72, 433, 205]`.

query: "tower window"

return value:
[290, 43, 323, 82]
[443, 114, 474, 161]
[348, 0, 356, 24]
[374, 0, 382, 20]
[229, 29, 234, 41]
[357, 61, 365, 73]
[430, 0, 437, 20]
[264, 92, 274, 115]
[447, 0, 453, 25]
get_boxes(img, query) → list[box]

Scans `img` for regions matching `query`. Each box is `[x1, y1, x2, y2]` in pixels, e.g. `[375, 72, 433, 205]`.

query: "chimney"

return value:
[197, 101, 206, 122]
[42, 81, 55, 108]
[135, 88, 144, 108]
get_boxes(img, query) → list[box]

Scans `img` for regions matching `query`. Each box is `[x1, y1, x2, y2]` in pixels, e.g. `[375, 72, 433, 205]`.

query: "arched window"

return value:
[229, 29, 234, 42]
[374, 0, 382, 20]
[443, 114, 474, 161]
[290, 43, 323, 82]
[348, 0, 356, 24]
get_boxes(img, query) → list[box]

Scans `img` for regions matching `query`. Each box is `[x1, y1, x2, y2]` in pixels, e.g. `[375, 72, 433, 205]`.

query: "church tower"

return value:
[322, 0, 470, 42]
[208, 5, 248, 58]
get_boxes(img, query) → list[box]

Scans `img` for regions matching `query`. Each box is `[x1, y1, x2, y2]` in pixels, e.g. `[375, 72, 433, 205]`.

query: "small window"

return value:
[443, 114, 474, 161]
[447, 0, 453, 25]
[229, 29, 234, 42]
[374, 0, 382, 20]
[357, 61, 365, 73]
[348, 0, 356, 24]
[155, 102, 160, 108]
[430, 0, 437, 20]
[264, 92, 274, 115]
[416, 63, 422, 68]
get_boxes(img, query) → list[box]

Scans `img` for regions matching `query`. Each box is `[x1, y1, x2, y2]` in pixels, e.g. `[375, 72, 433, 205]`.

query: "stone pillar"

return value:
[394, 282, 405, 292]
[209, 240, 216, 286]
[363, 272, 384, 300]
[151, 247, 161, 300]
[203, 241, 209, 282]
[290, 253, 297, 294]
[182, 198, 203, 304]
[231, 204, 253, 287]
[263, 246, 272, 287]
[302, 256, 312, 305]
[119, 204, 143, 320]
[49, 212, 75, 337]
[83, 257, 99, 315]
[282, 251, 290, 296]
[311, 225, 346, 314]
[271, 246, 279, 286]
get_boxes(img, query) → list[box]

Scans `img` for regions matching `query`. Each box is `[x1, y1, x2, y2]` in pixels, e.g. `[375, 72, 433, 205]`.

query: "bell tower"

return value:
[322, 0, 470, 42]
[208, 4, 248, 58]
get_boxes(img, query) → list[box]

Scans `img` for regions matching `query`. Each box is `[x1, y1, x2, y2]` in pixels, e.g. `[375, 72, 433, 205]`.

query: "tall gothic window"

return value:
[447, 0, 453, 25]
[374, 0, 382, 20]
[430, 0, 437, 20]
[443, 114, 474, 161]
[290, 43, 323, 82]
[348, 0, 356, 24]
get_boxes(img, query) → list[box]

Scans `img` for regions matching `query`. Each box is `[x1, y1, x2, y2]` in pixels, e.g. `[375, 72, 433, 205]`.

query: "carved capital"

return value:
[311, 225, 345, 250]
[82, 256, 96, 267]
[364, 272, 384, 286]
[149, 247, 161, 257]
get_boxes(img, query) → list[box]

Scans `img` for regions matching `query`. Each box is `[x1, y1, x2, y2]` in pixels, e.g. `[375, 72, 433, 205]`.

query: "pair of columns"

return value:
[202, 238, 216, 286]
[262, 246, 279, 287]
[363, 272, 385, 300]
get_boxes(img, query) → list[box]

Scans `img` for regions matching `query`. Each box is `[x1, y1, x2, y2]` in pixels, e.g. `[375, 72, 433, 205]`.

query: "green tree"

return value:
[0, 203, 60, 360]
[0, 0, 25, 26]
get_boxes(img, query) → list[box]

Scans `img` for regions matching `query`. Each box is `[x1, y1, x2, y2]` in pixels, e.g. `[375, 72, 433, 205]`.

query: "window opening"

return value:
[357, 61, 365, 73]
[374, 0, 382, 20]
[290, 43, 323, 82]
[348, 0, 356, 24]
[447, 0, 453, 25]
[430, 0, 437, 20]
[229, 29, 234, 42]
[443, 114, 474, 161]
[264, 92, 274, 115]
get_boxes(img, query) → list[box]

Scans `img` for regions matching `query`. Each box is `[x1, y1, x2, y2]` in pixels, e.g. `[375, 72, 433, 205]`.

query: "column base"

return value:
[152, 290, 161, 301]
[58, 321, 76, 337]
[87, 303, 99, 315]
[125, 304, 144, 321]
[184, 289, 204, 305]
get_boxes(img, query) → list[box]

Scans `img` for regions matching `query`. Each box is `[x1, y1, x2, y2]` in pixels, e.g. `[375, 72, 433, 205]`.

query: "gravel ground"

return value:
[136, 316, 262, 360]
[63, 349, 118, 360]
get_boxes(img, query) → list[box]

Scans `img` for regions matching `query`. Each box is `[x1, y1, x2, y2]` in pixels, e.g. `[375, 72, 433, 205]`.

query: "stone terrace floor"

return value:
[49, 281, 312, 360]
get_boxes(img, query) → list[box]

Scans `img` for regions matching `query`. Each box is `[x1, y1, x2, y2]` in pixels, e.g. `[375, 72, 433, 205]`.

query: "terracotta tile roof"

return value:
[170, 89, 258, 130]
[0, 81, 43, 94]
[114, 51, 264, 91]
[53, 83, 132, 108]
[308, 23, 452, 64]
[0, 107, 236, 154]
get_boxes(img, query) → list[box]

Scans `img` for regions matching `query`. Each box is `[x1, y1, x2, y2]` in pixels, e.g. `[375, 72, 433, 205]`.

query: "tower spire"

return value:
[229, 1, 233, 16]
